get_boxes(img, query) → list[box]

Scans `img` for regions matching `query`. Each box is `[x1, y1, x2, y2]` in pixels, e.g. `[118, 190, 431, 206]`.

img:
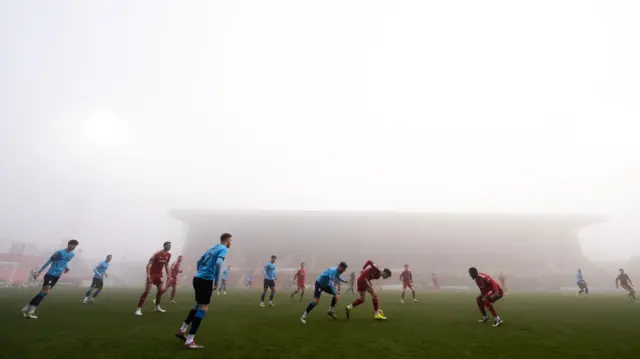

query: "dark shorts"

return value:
[313, 281, 336, 299]
[264, 279, 276, 289]
[43, 274, 60, 288]
[91, 277, 104, 289]
[193, 277, 214, 305]
[577, 281, 588, 289]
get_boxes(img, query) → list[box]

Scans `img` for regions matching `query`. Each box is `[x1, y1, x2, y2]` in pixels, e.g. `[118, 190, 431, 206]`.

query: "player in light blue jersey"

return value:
[176, 233, 232, 350]
[300, 262, 348, 324]
[576, 269, 589, 297]
[246, 274, 253, 288]
[83, 254, 112, 304]
[218, 266, 231, 295]
[260, 255, 278, 307]
[21, 239, 79, 319]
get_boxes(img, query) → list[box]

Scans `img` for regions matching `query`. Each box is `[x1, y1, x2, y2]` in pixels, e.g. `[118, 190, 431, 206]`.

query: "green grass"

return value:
[1, 288, 639, 359]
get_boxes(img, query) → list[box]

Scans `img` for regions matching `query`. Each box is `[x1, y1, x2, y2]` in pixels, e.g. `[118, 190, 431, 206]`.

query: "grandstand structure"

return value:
[170, 210, 605, 281]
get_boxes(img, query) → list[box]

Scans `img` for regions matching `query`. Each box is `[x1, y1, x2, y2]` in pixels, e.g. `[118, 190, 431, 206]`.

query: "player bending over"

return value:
[135, 242, 172, 315]
[300, 261, 348, 323]
[345, 260, 392, 320]
[260, 255, 278, 307]
[166, 255, 184, 303]
[218, 266, 231, 295]
[22, 239, 79, 319]
[83, 254, 112, 304]
[469, 267, 504, 327]
[576, 269, 589, 297]
[616, 268, 636, 301]
[175, 233, 232, 349]
[290, 262, 307, 301]
[400, 264, 418, 304]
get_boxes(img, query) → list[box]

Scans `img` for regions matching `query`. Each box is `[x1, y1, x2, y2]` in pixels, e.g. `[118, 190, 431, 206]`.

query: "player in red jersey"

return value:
[345, 260, 392, 320]
[135, 242, 172, 315]
[167, 255, 184, 303]
[616, 268, 636, 301]
[469, 267, 503, 327]
[400, 264, 418, 303]
[290, 262, 307, 301]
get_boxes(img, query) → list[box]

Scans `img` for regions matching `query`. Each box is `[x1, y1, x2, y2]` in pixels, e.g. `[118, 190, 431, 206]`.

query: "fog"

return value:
[1, 0, 639, 266]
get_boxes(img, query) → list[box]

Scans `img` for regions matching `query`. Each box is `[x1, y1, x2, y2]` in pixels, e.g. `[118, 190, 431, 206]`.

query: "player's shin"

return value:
[351, 297, 364, 308]
[85, 288, 93, 298]
[93, 289, 102, 298]
[29, 291, 47, 307]
[155, 289, 164, 306]
[186, 308, 207, 342]
[304, 301, 316, 316]
[171, 286, 177, 300]
[138, 291, 149, 308]
[483, 299, 498, 317]
[330, 296, 337, 311]
[372, 296, 379, 312]
[476, 297, 487, 316]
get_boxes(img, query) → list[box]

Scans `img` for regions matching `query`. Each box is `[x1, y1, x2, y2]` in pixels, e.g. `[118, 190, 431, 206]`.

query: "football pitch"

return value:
[1, 288, 639, 359]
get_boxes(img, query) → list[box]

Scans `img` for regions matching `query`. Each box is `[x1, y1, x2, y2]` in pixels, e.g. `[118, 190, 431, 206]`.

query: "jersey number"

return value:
[201, 253, 212, 267]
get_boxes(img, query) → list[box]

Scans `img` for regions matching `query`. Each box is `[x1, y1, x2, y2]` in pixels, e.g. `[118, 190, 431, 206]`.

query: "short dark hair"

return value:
[220, 233, 232, 242]
[271, 255, 277, 259]
[339, 261, 348, 269]
[383, 268, 391, 276]
[468, 267, 478, 274]
[163, 241, 171, 246]
[68, 239, 79, 246]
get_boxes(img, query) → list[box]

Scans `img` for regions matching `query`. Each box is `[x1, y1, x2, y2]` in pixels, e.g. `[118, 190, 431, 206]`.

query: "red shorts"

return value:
[481, 290, 504, 301]
[297, 282, 306, 290]
[356, 277, 370, 292]
[402, 282, 413, 289]
[147, 275, 164, 286]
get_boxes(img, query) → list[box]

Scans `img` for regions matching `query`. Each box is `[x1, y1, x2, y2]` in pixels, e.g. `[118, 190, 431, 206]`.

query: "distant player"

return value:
[300, 262, 348, 323]
[166, 255, 184, 303]
[175, 233, 232, 349]
[260, 255, 277, 307]
[498, 272, 507, 295]
[21, 239, 79, 319]
[616, 268, 636, 301]
[431, 272, 440, 291]
[400, 264, 418, 303]
[135, 242, 172, 315]
[290, 262, 307, 301]
[345, 260, 392, 320]
[576, 269, 589, 297]
[246, 274, 253, 288]
[469, 267, 503, 327]
[346, 271, 356, 293]
[83, 254, 112, 304]
[218, 266, 231, 295]
[334, 275, 347, 293]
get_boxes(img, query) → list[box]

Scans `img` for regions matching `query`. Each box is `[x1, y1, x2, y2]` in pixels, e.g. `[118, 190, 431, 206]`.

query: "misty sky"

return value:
[1, 0, 639, 261]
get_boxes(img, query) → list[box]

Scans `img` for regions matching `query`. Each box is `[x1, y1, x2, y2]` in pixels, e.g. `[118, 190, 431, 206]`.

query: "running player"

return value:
[616, 268, 636, 301]
[135, 242, 172, 315]
[166, 255, 184, 303]
[21, 239, 79, 319]
[246, 274, 253, 288]
[576, 269, 589, 297]
[300, 262, 348, 323]
[260, 255, 277, 307]
[469, 267, 504, 327]
[175, 233, 232, 349]
[83, 254, 112, 304]
[345, 260, 392, 320]
[498, 272, 507, 295]
[400, 264, 418, 303]
[290, 262, 307, 301]
[218, 266, 230, 295]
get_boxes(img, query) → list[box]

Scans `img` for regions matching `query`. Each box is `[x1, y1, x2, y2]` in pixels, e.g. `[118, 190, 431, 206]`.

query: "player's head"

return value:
[619, 268, 625, 274]
[382, 268, 392, 279]
[177, 255, 184, 263]
[220, 233, 232, 248]
[577, 268, 582, 273]
[67, 239, 79, 251]
[468, 267, 479, 279]
[338, 261, 348, 273]
[300, 262, 305, 268]
[271, 255, 277, 263]
[163, 241, 172, 251]
[404, 264, 409, 270]
[105, 254, 113, 262]
[432, 272, 436, 276]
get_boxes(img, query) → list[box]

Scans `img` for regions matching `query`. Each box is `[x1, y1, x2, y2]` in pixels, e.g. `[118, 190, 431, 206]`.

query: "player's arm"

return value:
[328, 270, 338, 295]
[338, 275, 348, 283]
[293, 271, 298, 281]
[362, 260, 373, 270]
[93, 264, 102, 278]
[263, 264, 268, 277]
[213, 257, 226, 287]
[37, 252, 60, 277]
[146, 254, 155, 279]
[165, 261, 171, 278]
[616, 276, 620, 288]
